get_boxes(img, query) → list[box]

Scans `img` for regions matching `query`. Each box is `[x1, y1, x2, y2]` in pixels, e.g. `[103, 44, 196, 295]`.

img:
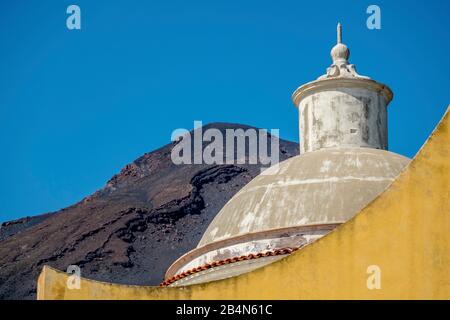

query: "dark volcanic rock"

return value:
[0, 213, 53, 242]
[0, 123, 298, 299]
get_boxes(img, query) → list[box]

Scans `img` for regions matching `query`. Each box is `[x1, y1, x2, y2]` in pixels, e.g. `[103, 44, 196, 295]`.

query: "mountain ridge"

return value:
[0, 122, 298, 300]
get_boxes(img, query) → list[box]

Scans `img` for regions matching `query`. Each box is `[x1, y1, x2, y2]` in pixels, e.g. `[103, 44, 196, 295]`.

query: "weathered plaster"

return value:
[167, 225, 333, 281]
[198, 147, 409, 247]
[296, 83, 390, 153]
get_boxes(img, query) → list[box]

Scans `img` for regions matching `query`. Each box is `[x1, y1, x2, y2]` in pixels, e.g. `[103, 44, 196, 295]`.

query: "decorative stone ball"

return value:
[331, 43, 350, 62]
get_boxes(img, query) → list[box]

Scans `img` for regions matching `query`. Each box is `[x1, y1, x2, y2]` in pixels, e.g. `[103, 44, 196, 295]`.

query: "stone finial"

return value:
[318, 23, 369, 80]
[337, 22, 342, 44]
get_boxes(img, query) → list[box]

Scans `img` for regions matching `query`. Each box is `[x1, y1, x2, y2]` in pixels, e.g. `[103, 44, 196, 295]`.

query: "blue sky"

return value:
[0, 0, 449, 222]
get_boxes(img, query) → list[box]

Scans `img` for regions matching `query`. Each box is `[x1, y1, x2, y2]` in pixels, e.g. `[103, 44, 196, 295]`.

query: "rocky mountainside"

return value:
[0, 123, 298, 300]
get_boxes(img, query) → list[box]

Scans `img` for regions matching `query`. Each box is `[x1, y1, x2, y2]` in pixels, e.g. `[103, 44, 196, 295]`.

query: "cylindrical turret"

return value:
[292, 23, 393, 153]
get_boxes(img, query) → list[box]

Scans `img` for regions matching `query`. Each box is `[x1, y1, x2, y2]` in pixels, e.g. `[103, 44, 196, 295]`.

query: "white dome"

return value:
[164, 24, 408, 286]
[198, 147, 409, 247]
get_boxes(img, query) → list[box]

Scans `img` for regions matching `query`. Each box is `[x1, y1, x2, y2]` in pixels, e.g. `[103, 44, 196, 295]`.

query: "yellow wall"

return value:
[37, 107, 450, 300]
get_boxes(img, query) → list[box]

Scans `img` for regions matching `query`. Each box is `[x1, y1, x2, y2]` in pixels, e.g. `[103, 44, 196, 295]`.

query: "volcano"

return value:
[0, 123, 298, 300]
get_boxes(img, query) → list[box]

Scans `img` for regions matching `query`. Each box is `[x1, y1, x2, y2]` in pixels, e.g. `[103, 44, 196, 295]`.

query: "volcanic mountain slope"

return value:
[0, 123, 298, 300]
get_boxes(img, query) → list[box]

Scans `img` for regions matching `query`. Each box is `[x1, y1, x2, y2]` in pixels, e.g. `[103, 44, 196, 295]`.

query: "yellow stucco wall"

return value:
[37, 107, 450, 300]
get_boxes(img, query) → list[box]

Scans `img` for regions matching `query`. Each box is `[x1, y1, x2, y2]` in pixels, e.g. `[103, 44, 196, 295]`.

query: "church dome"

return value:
[198, 147, 409, 247]
[163, 147, 409, 286]
[162, 24, 409, 287]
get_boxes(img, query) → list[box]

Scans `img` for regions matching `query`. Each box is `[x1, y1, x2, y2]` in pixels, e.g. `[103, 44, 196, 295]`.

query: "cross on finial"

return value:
[337, 22, 342, 44]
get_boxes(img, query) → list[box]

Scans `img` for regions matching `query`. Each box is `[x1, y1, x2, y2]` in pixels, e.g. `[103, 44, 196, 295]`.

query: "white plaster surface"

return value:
[198, 147, 409, 247]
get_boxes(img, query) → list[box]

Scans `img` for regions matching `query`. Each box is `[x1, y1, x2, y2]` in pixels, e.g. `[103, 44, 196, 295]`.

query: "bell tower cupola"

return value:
[292, 23, 393, 153]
